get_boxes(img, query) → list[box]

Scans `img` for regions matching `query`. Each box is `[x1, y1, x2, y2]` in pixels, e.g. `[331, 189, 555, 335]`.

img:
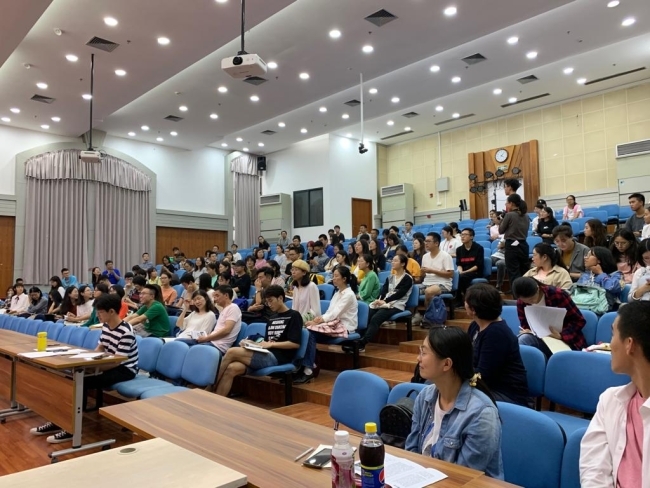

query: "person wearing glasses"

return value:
[562, 195, 584, 221]
[125, 284, 170, 337]
[610, 229, 639, 284]
[417, 232, 455, 325]
[577, 247, 623, 313]
[455, 229, 484, 307]
[553, 225, 589, 281]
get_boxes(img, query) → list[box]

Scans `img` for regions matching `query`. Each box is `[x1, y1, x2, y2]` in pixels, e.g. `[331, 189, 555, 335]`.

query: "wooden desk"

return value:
[101, 389, 518, 488]
[0, 438, 247, 487]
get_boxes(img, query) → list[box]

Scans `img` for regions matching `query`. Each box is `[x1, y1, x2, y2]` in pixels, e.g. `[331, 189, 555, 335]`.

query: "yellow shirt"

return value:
[392, 258, 421, 278]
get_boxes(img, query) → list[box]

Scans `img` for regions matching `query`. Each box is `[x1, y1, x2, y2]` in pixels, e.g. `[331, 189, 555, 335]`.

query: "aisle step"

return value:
[375, 319, 471, 344]
[399, 340, 422, 354]
[316, 343, 417, 372]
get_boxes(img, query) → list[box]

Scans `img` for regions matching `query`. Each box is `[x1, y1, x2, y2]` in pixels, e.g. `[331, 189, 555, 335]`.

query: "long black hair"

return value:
[636, 239, 650, 267]
[610, 229, 638, 268]
[590, 246, 618, 275]
[333, 266, 358, 294]
[506, 193, 528, 214]
[59, 286, 78, 315]
[533, 242, 563, 269]
[351, 239, 370, 266]
[358, 253, 377, 274]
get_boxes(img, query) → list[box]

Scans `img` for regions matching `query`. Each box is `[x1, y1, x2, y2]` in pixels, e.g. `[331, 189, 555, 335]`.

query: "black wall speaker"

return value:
[257, 156, 267, 172]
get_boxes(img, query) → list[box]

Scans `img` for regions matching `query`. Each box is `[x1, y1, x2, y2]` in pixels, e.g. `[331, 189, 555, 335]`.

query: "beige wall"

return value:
[385, 81, 650, 211]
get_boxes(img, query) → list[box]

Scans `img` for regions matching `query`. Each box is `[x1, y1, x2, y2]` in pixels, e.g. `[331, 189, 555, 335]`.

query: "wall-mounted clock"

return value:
[495, 148, 509, 163]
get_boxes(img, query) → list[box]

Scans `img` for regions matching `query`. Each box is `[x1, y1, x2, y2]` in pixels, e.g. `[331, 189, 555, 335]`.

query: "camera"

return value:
[358, 143, 368, 154]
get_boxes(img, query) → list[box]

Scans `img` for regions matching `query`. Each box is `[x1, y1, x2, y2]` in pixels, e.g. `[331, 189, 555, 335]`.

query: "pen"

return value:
[294, 447, 314, 462]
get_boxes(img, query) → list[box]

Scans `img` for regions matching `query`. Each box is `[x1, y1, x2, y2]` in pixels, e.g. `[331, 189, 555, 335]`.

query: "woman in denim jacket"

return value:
[405, 327, 504, 479]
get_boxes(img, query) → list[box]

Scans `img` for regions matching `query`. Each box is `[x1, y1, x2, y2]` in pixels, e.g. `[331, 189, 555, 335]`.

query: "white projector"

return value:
[222, 53, 267, 79]
[80, 150, 102, 163]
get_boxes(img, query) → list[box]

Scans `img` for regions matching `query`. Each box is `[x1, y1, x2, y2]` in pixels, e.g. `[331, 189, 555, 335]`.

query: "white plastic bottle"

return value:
[331, 430, 355, 488]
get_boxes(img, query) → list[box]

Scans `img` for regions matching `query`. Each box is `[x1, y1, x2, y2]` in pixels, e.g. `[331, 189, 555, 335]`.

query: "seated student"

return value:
[57, 286, 79, 321]
[268, 260, 285, 288]
[231, 244, 242, 262]
[536, 206, 559, 244]
[257, 235, 270, 250]
[272, 244, 288, 271]
[147, 267, 161, 286]
[138, 252, 154, 270]
[19, 286, 48, 318]
[513, 277, 586, 359]
[403, 221, 414, 242]
[214, 285, 302, 396]
[562, 195, 584, 221]
[524, 242, 573, 290]
[350, 240, 370, 282]
[419, 232, 455, 319]
[641, 205, 650, 240]
[292, 235, 306, 258]
[289, 259, 321, 321]
[368, 238, 387, 271]
[175, 290, 217, 340]
[491, 238, 507, 293]
[405, 327, 504, 480]
[102, 260, 121, 285]
[580, 301, 650, 487]
[124, 275, 146, 311]
[488, 211, 502, 241]
[60, 268, 78, 288]
[309, 241, 329, 273]
[455, 229, 484, 306]
[553, 224, 590, 281]
[630, 239, 650, 301]
[577, 246, 623, 312]
[31, 293, 138, 443]
[123, 271, 135, 296]
[190, 285, 242, 354]
[158, 270, 178, 307]
[395, 244, 421, 280]
[465, 284, 529, 406]
[356, 254, 380, 304]
[254, 248, 268, 270]
[530, 199, 546, 235]
[584, 219, 609, 248]
[242, 267, 275, 324]
[64, 285, 95, 323]
[162, 255, 178, 273]
[297, 267, 359, 384]
[80, 283, 109, 327]
[347, 254, 414, 353]
[232, 260, 252, 298]
[49, 276, 66, 306]
[410, 237, 426, 267]
[384, 234, 400, 261]
[125, 284, 170, 337]
[108, 285, 129, 319]
[610, 229, 639, 284]
[193, 257, 207, 280]
[206, 262, 219, 288]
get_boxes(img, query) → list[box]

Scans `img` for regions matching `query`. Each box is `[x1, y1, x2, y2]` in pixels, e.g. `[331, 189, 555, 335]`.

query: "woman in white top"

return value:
[193, 257, 208, 281]
[8, 284, 29, 315]
[272, 245, 288, 271]
[630, 239, 650, 301]
[289, 259, 321, 321]
[642, 206, 650, 240]
[65, 285, 95, 323]
[441, 226, 460, 257]
[176, 289, 218, 340]
[268, 260, 286, 288]
[296, 267, 359, 384]
[562, 195, 584, 221]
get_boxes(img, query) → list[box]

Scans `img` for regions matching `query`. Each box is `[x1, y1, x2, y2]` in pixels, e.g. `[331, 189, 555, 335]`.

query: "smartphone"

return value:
[303, 448, 332, 469]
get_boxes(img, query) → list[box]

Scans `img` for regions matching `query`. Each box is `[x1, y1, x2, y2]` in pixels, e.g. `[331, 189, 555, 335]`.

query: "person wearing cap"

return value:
[232, 260, 252, 298]
[531, 199, 546, 234]
[289, 259, 321, 320]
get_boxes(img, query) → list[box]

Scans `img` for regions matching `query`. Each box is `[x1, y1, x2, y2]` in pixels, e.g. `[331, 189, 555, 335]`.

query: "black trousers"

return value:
[457, 272, 480, 301]
[85, 365, 135, 392]
[505, 240, 529, 295]
[360, 307, 401, 345]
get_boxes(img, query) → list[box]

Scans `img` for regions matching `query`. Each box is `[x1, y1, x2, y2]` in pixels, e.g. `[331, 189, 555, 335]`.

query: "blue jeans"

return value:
[302, 331, 333, 368]
[518, 333, 553, 360]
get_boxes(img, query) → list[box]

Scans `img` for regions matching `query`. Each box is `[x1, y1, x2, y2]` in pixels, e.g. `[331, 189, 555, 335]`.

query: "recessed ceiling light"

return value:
[346, 133, 352, 138]
[607, 0, 619, 6]
[1, 117, 10, 123]
[242, 147, 249, 152]
[157, 37, 170, 45]
[329, 29, 341, 39]
[51, 116, 60, 122]
[267, 61, 278, 69]
[509, 97, 518, 103]
[526, 51, 538, 59]
[369, 88, 378, 94]
[65, 54, 78, 62]
[250, 95, 259, 102]
[179, 105, 188, 112]
[128, 132, 136, 137]
[342, 114, 349, 119]
[218, 86, 228, 93]
[319, 107, 327, 113]
[156, 137, 164, 142]
[405, 126, 412, 131]
[391, 97, 400, 103]
[430, 65, 441, 73]
[210, 113, 218, 119]
[236, 137, 243, 142]
[170, 131, 177, 136]
[82, 94, 92, 100]
[435, 105, 444, 112]
[299, 72, 310, 80]
[221, 143, 228, 147]
[10, 108, 20, 114]
[215, 0, 228, 3]
[452, 113, 460, 119]
[301, 128, 308, 134]
[103, 17, 118, 27]
[141, 125, 150, 131]
[507, 36, 519, 45]
[622, 17, 636, 26]
[362, 45, 374, 54]
[444, 6, 457, 16]
[278, 122, 286, 128]
[115, 69, 126, 76]
[493, 88, 502, 95]
[41, 124, 50, 129]
[577, 77, 587, 85]
[451, 76, 461, 83]
[36, 82, 48, 89]
[563, 67, 574, 75]
[387, 120, 394, 126]
[258, 142, 265, 147]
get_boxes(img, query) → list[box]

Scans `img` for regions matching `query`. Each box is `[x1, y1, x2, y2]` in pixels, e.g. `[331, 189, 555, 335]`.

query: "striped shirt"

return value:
[99, 321, 139, 374]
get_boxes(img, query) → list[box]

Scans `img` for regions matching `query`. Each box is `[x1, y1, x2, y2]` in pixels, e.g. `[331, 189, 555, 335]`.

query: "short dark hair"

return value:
[318, 234, 328, 240]
[258, 267, 275, 280]
[98, 275, 110, 283]
[629, 193, 646, 204]
[214, 285, 234, 299]
[371, 228, 379, 234]
[142, 252, 149, 257]
[110, 284, 125, 299]
[617, 301, 650, 362]
[405, 221, 413, 226]
[105, 260, 113, 266]
[413, 232, 425, 240]
[552, 224, 574, 239]
[210, 252, 217, 257]
[504, 178, 521, 191]
[461, 228, 475, 237]
[534, 200, 546, 210]
[465, 284, 503, 321]
[61, 268, 69, 273]
[95, 283, 110, 294]
[144, 284, 161, 301]
[512, 277, 540, 299]
[334, 225, 340, 230]
[389, 225, 399, 233]
[360, 224, 367, 228]
[313, 241, 323, 249]
[427, 232, 441, 245]
[231, 243, 238, 249]
[397, 244, 409, 254]
[180, 273, 195, 284]
[207, 263, 218, 272]
[94, 293, 122, 314]
[125, 272, 134, 279]
[359, 233, 370, 241]
[133, 276, 146, 287]
[264, 285, 286, 300]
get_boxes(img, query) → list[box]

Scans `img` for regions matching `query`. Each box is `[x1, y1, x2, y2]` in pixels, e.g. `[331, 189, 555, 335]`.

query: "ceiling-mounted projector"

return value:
[222, 54, 267, 79]
[80, 150, 101, 163]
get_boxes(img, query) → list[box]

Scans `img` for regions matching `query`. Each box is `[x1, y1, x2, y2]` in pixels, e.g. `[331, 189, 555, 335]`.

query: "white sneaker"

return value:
[412, 313, 423, 326]
[47, 430, 73, 444]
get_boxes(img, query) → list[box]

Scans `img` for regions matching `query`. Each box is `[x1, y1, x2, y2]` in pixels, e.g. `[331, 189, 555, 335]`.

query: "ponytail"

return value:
[470, 373, 498, 407]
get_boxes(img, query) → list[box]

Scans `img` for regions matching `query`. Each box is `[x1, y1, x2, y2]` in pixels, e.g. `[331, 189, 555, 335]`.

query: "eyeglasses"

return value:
[460, 233, 472, 237]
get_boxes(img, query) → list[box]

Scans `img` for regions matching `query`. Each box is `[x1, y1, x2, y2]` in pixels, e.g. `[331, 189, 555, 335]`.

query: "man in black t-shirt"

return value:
[214, 285, 302, 396]
[456, 228, 485, 306]
[231, 260, 252, 298]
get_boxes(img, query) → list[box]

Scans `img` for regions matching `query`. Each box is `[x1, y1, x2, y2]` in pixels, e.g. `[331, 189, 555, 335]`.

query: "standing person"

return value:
[60, 268, 78, 288]
[610, 229, 640, 284]
[175, 290, 217, 341]
[418, 232, 454, 323]
[499, 193, 530, 294]
[553, 225, 590, 281]
[125, 284, 170, 337]
[102, 260, 121, 285]
[455, 229, 484, 306]
[277, 230, 290, 248]
[580, 301, 650, 487]
[630, 239, 650, 302]
[537, 207, 559, 244]
[562, 195, 584, 221]
[503, 178, 520, 197]
[625, 193, 646, 238]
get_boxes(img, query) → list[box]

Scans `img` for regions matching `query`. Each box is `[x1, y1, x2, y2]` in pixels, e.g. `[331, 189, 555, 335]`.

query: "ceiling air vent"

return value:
[461, 53, 487, 66]
[243, 76, 268, 86]
[501, 93, 550, 108]
[260, 194, 282, 206]
[365, 9, 398, 27]
[585, 67, 646, 86]
[435, 114, 475, 126]
[616, 139, 650, 159]
[380, 184, 407, 197]
[380, 130, 414, 141]
[517, 75, 539, 84]
[164, 115, 184, 122]
[31, 94, 55, 104]
[86, 36, 120, 53]
[344, 99, 361, 107]
[402, 112, 419, 118]
[261, 130, 276, 136]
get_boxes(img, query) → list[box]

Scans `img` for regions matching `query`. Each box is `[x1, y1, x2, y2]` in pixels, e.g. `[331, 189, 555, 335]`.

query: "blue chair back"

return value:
[405, 285, 419, 309]
[545, 351, 630, 413]
[378, 271, 391, 284]
[68, 327, 90, 347]
[589, 211, 608, 224]
[25, 321, 40, 336]
[320, 300, 330, 315]
[295, 328, 310, 363]
[491, 240, 500, 254]
[156, 341, 190, 379]
[317, 284, 335, 300]
[248, 286, 257, 299]
[560, 427, 587, 488]
[519, 345, 546, 397]
[235, 323, 248, 345]
[57, 325, 75, 344]
[180, 345, 221, 387]
[498, 401, 565, 488]
[173, 284, 185, 298]
[330, 370, 390, 433]
[284, 299, 292, 309]
[619, 206, 633, 221]
[138, 337, 164, 372]
[476, 241, 491, 252]
[16, 320, 29, 334]
[168, 315, 178, 336]
[526, 236, 542, 250]
[45, 322, 64, 341]
[386, 383, 426, 405]
[620, 284, 631, 304]
[357, 301, 369, 331]
[598, 204, 619, 220]
[501, 306, 520, 335]
[246, 323, 267, 338]
[579, 309, 598, 346]
[595, 312, 616, 344]
[82, 329, 102, 350]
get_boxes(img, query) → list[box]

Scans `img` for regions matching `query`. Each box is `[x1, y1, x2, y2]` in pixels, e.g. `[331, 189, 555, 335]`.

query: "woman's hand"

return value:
[591, 264, 603, 275]
[549, 328, 562, 340]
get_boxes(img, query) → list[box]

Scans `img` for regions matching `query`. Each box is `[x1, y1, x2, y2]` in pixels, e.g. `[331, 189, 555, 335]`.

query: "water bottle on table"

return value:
[37, 331, 47, 352]
[359, 422, 385, 488]
[331, 430, 354, 488]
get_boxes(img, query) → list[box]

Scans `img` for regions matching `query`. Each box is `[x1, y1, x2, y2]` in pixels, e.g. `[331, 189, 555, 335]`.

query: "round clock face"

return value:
[495, 149, 508, 163]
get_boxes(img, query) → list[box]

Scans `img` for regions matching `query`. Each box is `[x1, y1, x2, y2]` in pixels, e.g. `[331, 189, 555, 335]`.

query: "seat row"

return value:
[0, 315, 102, 350]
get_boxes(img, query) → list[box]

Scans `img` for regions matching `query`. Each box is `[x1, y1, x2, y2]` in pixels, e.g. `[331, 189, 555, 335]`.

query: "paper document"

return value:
[189, 330, 207, 340]
[242, 343, 271, 354]
[19, 351, 57, 359]
[524, 306, 566, 338]
[32, 348, 85, 355]
[383, 453, 448, 488]
[68, 352, 106, 359]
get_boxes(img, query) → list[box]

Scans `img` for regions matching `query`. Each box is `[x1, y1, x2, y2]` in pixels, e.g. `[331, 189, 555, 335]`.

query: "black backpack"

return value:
[379, 389, 419, 449]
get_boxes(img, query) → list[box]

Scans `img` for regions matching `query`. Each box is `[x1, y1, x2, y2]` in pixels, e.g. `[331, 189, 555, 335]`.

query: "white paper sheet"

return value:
[242, 343, 271, 354]
[19, 351, 57, 359]
[68, 352, 105, 359]
[524, 306, 566, 338]
[384, 453, 448, 488]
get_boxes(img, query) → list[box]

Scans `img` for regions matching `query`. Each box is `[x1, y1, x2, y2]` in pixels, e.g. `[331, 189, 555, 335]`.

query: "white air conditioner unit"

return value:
[260, 193, 291, 243]
[617, 149, 650, 206]
[616, 139, 650, 159]
[380, 183, 414, 228]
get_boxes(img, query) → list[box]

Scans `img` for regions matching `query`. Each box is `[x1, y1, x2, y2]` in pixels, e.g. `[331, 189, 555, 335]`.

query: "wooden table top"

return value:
[0, 329, 50, 345]
[100, 389, 519, 488]
[0, 339, 125, 370]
